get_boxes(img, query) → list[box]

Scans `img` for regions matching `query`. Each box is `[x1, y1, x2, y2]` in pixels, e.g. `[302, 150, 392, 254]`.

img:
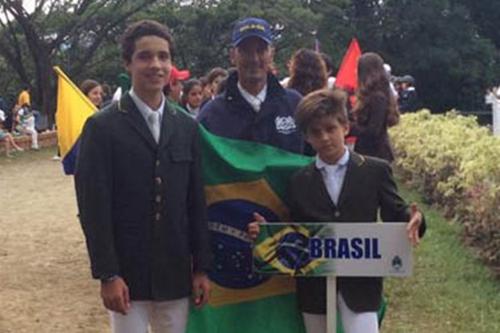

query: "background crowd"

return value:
[0, 44, 420, 160]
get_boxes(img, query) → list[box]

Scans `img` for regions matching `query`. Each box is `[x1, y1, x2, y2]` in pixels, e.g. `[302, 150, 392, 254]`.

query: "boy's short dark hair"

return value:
[295, 88, 348, 133]
[121, 20, 174, 64]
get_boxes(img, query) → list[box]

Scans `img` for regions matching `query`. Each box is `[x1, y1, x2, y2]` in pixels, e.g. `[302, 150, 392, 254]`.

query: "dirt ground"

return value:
[0, 148, 108, 333]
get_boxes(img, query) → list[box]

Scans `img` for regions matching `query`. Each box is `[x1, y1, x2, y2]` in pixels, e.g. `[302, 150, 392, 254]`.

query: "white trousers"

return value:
[23, 117, 38, 148]
[303, 292, 379, 333]
[29, 128, 38, 149]
[109, 298, 189, 333]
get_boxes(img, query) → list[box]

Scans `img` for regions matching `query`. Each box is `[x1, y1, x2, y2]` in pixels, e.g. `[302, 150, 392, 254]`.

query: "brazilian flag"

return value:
[187, 126, 385, 333]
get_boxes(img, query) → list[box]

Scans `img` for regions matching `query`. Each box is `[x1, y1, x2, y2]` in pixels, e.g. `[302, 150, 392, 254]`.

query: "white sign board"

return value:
[253, 222, 412, 277]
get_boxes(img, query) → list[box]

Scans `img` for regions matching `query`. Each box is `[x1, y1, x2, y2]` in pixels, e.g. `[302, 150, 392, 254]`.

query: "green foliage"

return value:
[350, 0, 498, 112]
[143, 0, 322, 77]
[461, 0, 500, 49]
[0, 0, 155, 117]
[1, 0, 500, 114]
[390, 111, 500, 273]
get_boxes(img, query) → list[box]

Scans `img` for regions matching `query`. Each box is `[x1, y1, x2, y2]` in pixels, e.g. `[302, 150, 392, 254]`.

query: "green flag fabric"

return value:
[187, 125, 385, 333]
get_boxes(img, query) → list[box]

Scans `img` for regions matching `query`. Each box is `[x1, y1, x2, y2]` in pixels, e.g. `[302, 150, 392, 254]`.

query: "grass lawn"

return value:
[383, 178, 500, 332]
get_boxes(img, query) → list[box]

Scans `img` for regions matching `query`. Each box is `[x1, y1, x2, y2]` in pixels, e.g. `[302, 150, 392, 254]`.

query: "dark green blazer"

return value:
[75, 93, 211, 301]
[287, 152, 426, 313]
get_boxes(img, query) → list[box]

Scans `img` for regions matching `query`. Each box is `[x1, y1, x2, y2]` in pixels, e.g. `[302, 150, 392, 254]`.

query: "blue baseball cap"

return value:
[232, 17, 273, 46]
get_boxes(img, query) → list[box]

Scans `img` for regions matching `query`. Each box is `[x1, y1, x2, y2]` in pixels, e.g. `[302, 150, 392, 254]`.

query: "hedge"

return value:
[390, 110, 500, 275]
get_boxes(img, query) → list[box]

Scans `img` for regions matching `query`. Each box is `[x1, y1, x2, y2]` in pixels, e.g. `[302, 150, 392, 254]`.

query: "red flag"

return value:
[334, 38, 361, 92]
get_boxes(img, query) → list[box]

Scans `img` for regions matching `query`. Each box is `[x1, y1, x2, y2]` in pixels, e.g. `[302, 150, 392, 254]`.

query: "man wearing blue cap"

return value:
[198, 17, 303, 154]
[195, 17, 305, 333]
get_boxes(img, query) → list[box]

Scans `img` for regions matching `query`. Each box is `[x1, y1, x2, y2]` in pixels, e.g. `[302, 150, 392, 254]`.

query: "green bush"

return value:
[390, 110, 500, 274]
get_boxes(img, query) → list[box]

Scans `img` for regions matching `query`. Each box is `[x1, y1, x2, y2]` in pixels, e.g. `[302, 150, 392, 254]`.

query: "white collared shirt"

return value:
[315, 148, 350, 205]
[237, 82, 267, 112]
[129, 88, 165, 135]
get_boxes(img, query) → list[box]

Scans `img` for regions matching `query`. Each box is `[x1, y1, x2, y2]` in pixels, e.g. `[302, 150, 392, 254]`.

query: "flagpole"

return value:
[327, 276, 336, 333]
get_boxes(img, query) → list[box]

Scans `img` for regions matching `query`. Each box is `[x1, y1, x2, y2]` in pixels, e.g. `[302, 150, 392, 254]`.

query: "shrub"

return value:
[390, 110, 500, 273]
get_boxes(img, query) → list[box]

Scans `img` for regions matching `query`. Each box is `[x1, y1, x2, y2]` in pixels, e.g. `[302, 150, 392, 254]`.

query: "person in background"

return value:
[0, 109, 23, 157]
[15, 103, 39, 150]
[286, 48, 329, 155]
[164, 65, 190, 106]
[398, 75, 419, 112]
[101, 83, 113, 107]
[112, 73, 131, 102]
[287, 48, 328, 96]
[200, 76, 212, 104]
[280, 58, 292, 87]
[0, 94, 7, 113]
[0, 94, 12, 132]
[350, 52, 400, 162]
[383, 63, 399, 99]
[80, 79, 104, 108]
[206, 67, 228, 99]
[17, 85, 31, 107]
[181, 79, 203, 118]
[319, 52, 336, 89]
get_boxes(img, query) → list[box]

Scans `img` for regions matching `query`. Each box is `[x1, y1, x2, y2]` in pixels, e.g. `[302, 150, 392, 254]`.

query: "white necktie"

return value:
[147, 111, 160, 143]
[324, 164, 343, 205]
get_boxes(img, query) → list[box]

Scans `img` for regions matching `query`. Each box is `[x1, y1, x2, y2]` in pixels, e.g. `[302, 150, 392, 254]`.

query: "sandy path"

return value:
[0, 148, 108, 333]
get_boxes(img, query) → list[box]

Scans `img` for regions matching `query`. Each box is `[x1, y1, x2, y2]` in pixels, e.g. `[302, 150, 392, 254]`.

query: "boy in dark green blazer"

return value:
[75, 20, 211, 333]
[249, 89, 425, 333]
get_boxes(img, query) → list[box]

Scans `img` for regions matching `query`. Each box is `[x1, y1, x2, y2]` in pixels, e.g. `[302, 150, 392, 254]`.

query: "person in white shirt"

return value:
[181, 79, 203, 118]
[16, 104, 38, 150]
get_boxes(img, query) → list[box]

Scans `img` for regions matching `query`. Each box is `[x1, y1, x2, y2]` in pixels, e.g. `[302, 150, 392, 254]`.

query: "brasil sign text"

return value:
[253, 222, 412, 277]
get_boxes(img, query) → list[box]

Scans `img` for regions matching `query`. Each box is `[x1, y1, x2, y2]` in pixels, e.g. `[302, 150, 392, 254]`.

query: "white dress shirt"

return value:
[315, 148, 350, 205]
[129, 88, 165, 142]
[237, 82, 267, 112]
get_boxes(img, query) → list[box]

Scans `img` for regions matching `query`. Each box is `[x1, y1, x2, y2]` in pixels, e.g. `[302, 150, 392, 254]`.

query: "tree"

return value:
[380, 0, 497, 111]
[460, 0, 500, 49]
[143, 0, 321, 77]
[0, 0, 157, 120]
[0, 0, 498, 114]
